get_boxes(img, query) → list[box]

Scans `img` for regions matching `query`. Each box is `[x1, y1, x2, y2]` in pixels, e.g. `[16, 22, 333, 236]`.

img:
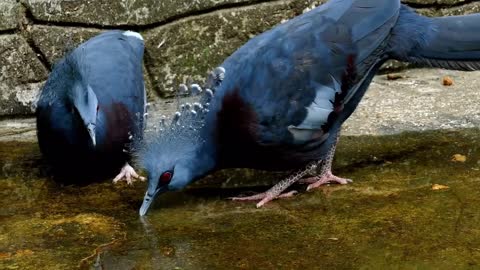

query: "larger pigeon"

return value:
[137, 0, 480, 215]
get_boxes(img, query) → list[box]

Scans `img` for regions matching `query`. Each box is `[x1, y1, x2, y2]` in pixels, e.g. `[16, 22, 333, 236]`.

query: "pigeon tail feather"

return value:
[389, 5, 480, 71]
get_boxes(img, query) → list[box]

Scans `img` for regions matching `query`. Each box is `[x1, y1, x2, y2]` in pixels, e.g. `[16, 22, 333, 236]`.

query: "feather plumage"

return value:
[36, 30, 146, 182]
[137, 0, 480, 215]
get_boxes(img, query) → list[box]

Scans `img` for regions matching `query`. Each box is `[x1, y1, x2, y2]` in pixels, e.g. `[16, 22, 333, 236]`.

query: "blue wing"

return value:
[76, 30, 146, 144]
[215, 0, 400, 146]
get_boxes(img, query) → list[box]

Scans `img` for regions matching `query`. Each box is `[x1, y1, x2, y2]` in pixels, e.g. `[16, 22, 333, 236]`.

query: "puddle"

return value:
[1, 129, 480, 269]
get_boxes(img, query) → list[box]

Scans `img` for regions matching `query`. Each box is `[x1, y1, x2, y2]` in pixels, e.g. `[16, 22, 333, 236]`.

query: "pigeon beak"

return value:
[139, 186, 167, 216]
[86, 123, 96, 147]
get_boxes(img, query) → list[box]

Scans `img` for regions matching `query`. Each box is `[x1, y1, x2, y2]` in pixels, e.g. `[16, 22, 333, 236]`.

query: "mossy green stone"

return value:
[0, 35, 48, 116]
[0, 0, 20, 31]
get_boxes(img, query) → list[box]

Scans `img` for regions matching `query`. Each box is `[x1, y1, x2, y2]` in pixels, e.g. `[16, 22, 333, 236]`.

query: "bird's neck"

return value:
[190, 145, 217, 183]
[179, 125, 218, 183]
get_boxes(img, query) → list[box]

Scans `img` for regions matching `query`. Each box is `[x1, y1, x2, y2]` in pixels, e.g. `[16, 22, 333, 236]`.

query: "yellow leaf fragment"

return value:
[15, 249, 34, 256]
[0, 252, 12, 260]
[451, 154, 467, 163]
[432, 184, 450, 190]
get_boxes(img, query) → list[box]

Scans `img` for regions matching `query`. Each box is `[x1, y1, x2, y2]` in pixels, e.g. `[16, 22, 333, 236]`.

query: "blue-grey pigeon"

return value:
[36, 30, 146, 183]
[137, 0, 480, 215]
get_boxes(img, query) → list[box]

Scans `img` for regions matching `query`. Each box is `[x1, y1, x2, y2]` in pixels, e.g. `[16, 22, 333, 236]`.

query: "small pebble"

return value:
[442, 76, 454, 86]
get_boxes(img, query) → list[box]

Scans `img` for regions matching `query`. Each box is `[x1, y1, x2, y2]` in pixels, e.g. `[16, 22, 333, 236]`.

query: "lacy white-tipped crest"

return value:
[135, 66, 226, 170]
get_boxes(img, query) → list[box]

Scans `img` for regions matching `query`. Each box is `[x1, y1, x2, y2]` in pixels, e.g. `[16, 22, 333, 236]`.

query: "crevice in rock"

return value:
[404, 0, 480, 10]
[18, 0, 479, 33]
[24, 37, 51, 71]
[21, 78, 46, 84]
[0, 29, 17, 36]
[19, 2, 52, 72]
[21, 0, 284, 31]
[132, 0, 282, 31]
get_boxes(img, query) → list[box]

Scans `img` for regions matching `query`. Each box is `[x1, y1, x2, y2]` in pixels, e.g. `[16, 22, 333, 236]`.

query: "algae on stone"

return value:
[23, 0, 270, 26]
[0, 0, 20, 31]
[143, 0, 326, 97]
[0, 35, 48, 116]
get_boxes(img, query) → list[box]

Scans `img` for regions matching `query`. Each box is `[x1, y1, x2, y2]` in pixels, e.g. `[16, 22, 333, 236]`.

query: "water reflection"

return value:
[2, 129, 480, 269]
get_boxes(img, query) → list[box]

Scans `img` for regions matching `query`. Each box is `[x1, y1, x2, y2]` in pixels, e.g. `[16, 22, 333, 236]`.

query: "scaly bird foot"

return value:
[113, 163, 145, 185]
[299, 171, 352, 191]
[229, 190, 298, 208]
[229, 161, 321, 208]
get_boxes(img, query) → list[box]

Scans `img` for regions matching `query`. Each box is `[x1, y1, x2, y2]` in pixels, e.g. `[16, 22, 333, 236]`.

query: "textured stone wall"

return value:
[0, 0, 479, 116]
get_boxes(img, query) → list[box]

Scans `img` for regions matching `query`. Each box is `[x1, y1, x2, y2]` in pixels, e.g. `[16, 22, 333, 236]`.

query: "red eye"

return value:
[159, 171, 173, 185]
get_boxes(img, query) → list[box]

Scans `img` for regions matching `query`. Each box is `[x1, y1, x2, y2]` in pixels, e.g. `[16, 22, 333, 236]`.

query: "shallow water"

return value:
[1, 129, 480, 269]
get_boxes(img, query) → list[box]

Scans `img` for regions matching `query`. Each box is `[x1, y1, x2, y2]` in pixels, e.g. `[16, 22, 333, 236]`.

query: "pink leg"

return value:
[230, 190, 298, 202]
[230, 131, 350, 207]
[229, 162, 320, 208]
[301, 171, 352, 190]
[113, 163, 145, 185]
[299, 132, 352, 191]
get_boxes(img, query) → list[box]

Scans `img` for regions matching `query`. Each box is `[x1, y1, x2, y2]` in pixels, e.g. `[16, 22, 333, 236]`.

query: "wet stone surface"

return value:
[1, 129, 480, 269]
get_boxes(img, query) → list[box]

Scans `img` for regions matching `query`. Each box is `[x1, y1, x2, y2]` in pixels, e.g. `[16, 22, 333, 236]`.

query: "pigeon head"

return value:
[136, 123, 216, 216]
[136, 67, 226, 215]
[70, 82, 98, 146]
[138, 152, 197, 216]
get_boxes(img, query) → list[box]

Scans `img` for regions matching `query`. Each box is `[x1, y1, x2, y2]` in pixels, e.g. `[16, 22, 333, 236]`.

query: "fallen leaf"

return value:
[0, 252, 12, 260]
[451, 154, 467, 163]
[432, 184, 450, 190]
[442, 76, 454, 86]
[15, 249, 34, 256]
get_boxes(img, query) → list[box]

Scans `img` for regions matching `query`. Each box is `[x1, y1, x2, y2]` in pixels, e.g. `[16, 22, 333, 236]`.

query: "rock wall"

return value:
[0, 0, 479, 116]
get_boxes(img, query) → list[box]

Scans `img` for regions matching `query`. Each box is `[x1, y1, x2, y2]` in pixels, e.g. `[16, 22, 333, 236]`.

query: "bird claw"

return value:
[113, 163, 145, 185]
[300, 171, 352, 191]
[229, 190, 298, 208]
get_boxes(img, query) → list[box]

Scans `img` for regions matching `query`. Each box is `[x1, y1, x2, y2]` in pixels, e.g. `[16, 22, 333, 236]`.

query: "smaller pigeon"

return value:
[36, 30, 146, 183]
